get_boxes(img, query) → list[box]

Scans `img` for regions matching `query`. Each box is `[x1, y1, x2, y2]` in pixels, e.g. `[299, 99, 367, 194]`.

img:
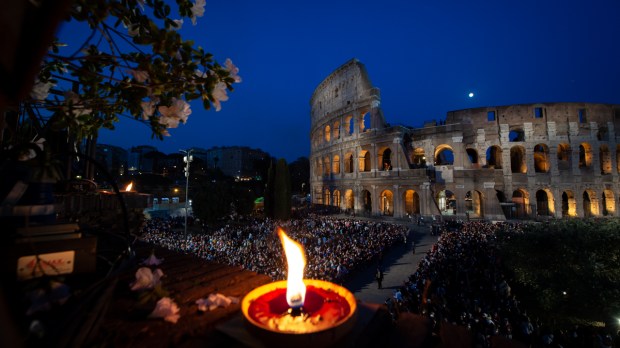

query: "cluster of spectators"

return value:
[388, 220, 617, 348]
[139, 215, 407, 283]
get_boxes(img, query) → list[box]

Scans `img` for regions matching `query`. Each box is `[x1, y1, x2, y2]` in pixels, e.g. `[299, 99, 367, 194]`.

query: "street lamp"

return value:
[180, 149, 193, 237]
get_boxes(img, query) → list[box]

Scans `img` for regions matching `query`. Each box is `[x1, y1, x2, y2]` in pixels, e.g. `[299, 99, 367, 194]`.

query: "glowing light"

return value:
[277, 227, 306, 308]
[468, 92, 474, 98]
[124, 182, 133, 192]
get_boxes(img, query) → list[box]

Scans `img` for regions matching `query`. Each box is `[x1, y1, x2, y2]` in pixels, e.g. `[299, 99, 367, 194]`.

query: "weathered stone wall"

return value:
[310, 60, 620, 221]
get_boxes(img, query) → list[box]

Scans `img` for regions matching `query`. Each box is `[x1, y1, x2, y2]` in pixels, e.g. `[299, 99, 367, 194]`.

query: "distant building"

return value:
[128, 145, 157, 174]
[202, 146, 270, 179]
[95, 144, 128, 179]
[310, 59, 620, 220]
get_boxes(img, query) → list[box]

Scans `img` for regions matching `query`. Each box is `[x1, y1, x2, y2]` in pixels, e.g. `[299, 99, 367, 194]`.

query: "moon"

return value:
[468, 92, 474, 98]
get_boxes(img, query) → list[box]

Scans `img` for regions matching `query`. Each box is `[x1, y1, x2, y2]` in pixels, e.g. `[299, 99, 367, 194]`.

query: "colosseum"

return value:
[309, 59, 620, 221]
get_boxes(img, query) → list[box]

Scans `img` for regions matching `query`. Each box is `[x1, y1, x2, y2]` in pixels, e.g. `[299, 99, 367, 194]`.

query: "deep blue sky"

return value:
[61, 0, 620, 162]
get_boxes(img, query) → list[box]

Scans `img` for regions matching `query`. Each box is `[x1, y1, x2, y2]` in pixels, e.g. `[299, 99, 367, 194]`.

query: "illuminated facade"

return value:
[310, 59, 620, 220]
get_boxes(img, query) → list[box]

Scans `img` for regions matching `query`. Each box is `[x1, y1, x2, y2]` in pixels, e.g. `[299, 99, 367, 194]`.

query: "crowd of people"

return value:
[388, 220, 617, 348]
[138, 214, 407, 283]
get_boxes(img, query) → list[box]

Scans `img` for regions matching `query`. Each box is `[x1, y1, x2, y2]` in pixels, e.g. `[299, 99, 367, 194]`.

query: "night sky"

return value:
[59, 0, 620, 162]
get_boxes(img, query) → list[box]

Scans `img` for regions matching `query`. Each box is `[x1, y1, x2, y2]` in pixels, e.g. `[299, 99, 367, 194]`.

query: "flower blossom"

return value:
[224, 59, 242, 83]
[190, 0, 206, 25]
[130, 267, 164, 291]
[196, 293, 239, 312]
[149, 297, 180, 324]
[127, 69, 150, 83]
[30, 77, 55, 101]
[142, 250, 164, 266]
[170, 19, 184, 30]
[211, 82, 228, 112]
[157, 98, 191, 128]
[63, 91, 92, 117]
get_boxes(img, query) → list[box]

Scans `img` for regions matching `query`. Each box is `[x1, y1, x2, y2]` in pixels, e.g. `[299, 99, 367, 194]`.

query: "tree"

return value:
[5, 0, 241, 149]
[264, 159, 275, 218]
[289, 156, 309, 195]
[273, 158, 291, 220]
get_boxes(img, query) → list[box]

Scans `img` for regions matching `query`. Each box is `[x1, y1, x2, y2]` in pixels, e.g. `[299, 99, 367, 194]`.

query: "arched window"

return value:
[437, 190, 456, 215]
[344, 189, 354, 210]
[333, 190, 341, 207]
[509, 128, 525, 142]
[465, 190, 483, 217]
[536, 189, 553, 216]
[362, 190, 372, 213]
[534, 144, 550, 173]
[332, 155, 340, 174]
[324, 189, 331, 206]
[602, 190, 615, 216]
[562, 191, 577, 217]
[412, 148, 426, 168]
[486, 146, 502, 169]
[557, 143, 571, 171]
[510, 146, 527, 173]
[359, 150, 371, 172]
[323, 156, 330, 175]
[466, 148, 479, 165]
[345, 115, 354, 135]
[403, 190, 420, 215]
[344, 152, 354, 173]
[379, 147, 392, 170]
[380, 190, 393, 216]
[360, 112, 369, 133]
[333, 121, 340, 140]
[512, 189, 530, 218]
[600, 145, 611, 175]
[324, 125, 331, 142]
[435, 145, 454, 165]
[579, 143, 592, 168]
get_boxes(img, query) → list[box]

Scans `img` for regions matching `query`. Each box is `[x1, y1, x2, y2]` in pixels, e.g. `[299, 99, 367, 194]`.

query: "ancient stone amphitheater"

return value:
[309, 59, 620, 221]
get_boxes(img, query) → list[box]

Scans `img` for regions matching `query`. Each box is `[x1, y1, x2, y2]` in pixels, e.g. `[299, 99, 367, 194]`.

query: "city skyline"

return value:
[57, 0, 620, 162]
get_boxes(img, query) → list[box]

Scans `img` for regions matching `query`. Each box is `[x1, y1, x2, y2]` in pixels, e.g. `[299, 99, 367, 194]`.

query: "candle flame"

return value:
[277, 227, 306, 308]
[124, 182, 133, 192]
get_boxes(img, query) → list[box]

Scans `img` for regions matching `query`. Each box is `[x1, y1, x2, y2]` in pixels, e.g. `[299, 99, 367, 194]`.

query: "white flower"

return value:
[130, 267, 164, 291]
[30, 77, 55, 101]
[170, 19, 183, 30]
[17, 137, 46, 161]
[63, 91, 92, 117]
[190, 0, 206, 25]
[127, 69, 149, 83]
[194, 69, 207, 78]
[211, 82, 228, 112]
[196, 293, 239, 312]
[224, 59, 242, 83]
[140, 97, 159, 120]
[149, 297, 180, 324]
[157, 98, 191, 128]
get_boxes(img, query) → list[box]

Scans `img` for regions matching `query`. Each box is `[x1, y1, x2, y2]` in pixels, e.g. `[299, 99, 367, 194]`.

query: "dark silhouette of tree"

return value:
[274, 158, 291, 220]
[289, 157, 309, 195]
[264, 159, 275, 218]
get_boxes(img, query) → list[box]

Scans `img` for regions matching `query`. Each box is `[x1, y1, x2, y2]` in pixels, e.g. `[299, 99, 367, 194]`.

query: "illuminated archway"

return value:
[583, 189, 598, 217]
[324, 189, 331, 206]
[323, 156, 330, 175]
[600, 145, 611, 175]
[332, 155, 340, 174]
[437, 190, 456, 215]
[380, 190, 394, 216]
[562, 191, 577, 217]
[535, 189, 554, 216]
[465, 190, 483, 217]
[344, 152, 354, 173]
[333, 189, 341, 208]
[557, 143, 571, 171]
[361, 189, 372, 213]
[602, 190, 615, 216]
[486, 146, 502, 169]
[412, 148, 426, 168]
[579, 143, 593, 168]
[332, 121, 340, 140]
[533, 144, 550, 173]
[510, 146, 527, 173]
[344, 189, 354, 210]
[403, 190, 420, 216]
[379, 147, 392, 171]
[512, 189, 530, 218]
[324, 125, 331, 142]
[359, 150, 371, 172]
[434, 145, 454, 165]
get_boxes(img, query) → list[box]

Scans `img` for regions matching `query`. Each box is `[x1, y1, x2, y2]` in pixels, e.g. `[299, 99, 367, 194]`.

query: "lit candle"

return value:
[241, 228, 357, 346]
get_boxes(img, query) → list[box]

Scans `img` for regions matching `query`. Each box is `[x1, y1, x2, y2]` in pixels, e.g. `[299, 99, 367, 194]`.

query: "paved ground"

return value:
[342, 217, 439, 304]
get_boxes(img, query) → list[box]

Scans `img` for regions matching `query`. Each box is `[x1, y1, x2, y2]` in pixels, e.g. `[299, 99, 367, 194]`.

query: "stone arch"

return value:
[359, 150, 371, 172]
[602, 189, 615, 216]
[315, 157, 322, 176]
[561, 191, 577, 217]
[533, 144, 550, 173]
[466, 148, 479, 166]
[361, 189, 372, 213]
[512, 189, 530, 218]
[360, 112, 369, 133]
[510, 145, 527, 174]
[344, 152, 354, 173]
[579, 142, 593, 168]
[344, 189, 354, 210]
[380, 190, 394, 216]
[434, 145, 454, 165]
[403, 190, 420, 215]
[333, 121, 340, 140]
[333, 189, 341, 207]
[437, 189, 456, 215]
[411, 147, 426, 168]
[378, 147, 392, 171]
[323, 156, 330, 175]
[345, 115, 354, 135]
[600, 144, 612, 175]
[583, 189, 598, 217]
[557, 143, 571, 171]
[509, 128, 525, 142]
[465, 190, 483, 217]
[486, 146, 502, 169]
[535, 189, 554, 216]
[324, 188, 331, 206]
[332, 155, 340, 174]
[318, 128, 324, 146]
[324, 125, 331, 142]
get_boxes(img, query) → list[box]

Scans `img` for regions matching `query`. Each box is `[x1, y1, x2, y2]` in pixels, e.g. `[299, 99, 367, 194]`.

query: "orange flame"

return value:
[277, 227, 306, 308]
[124, 182, 133, 192]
